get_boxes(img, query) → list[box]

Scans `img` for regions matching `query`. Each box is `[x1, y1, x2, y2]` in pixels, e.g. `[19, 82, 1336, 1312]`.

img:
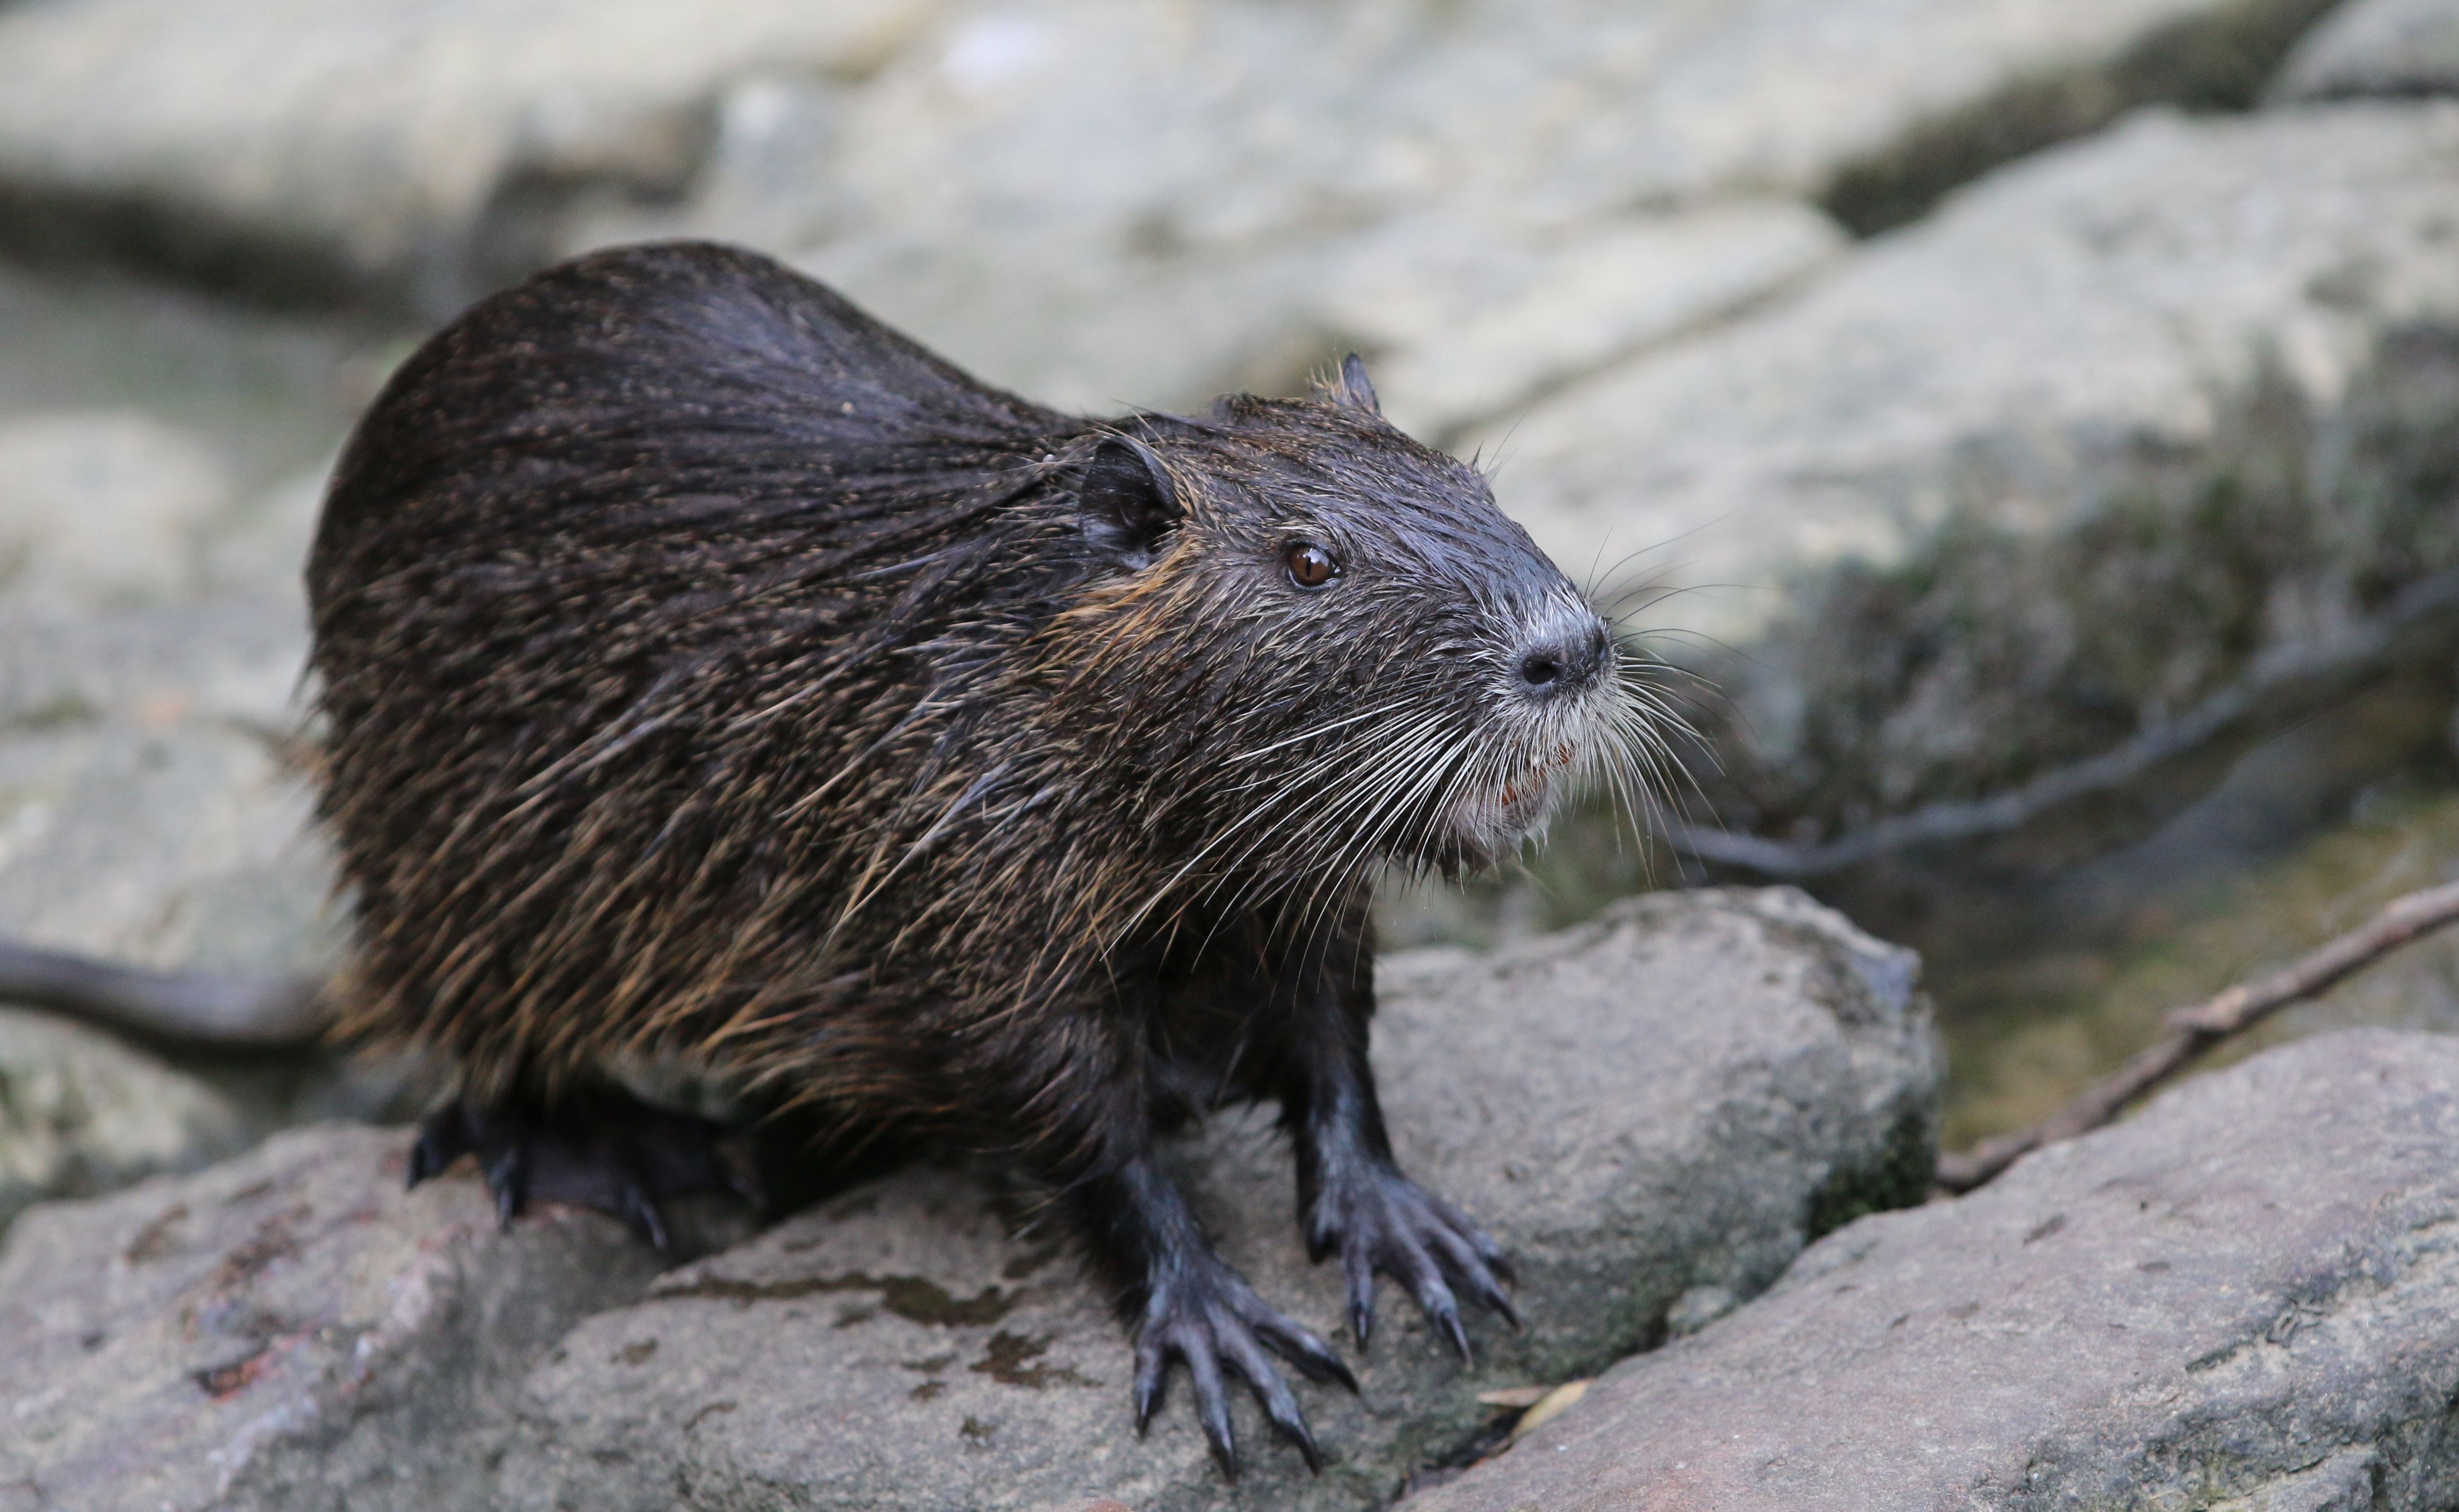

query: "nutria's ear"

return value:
[1077, 436, 1181, 568]
[1329, 353, 1380, 416]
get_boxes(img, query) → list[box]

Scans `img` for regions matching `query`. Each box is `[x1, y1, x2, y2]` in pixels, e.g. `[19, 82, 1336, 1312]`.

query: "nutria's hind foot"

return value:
[406, 1085, 753, 1251]
[1305, 1165, 1518, 1360]
[1132, 1250, 1358, 1481]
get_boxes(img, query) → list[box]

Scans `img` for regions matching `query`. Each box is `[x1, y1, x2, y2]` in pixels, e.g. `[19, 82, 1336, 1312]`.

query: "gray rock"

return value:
[490, 887, 1940, 1511]
[0, 411, 234, 609]
[0, 0, 941, 313]
[1467, 102, 2459, 834]
[0, 1122, 750, 1512]
[2273, 0, 2459, 102]
[1485, 100, 2459, 651]
[0, 301, 345, 988]
[0, 598, 337, 980]
[1297, 201, 1844, 445]
[0, 0, 2338, 328]
[776, 196, 1843, 435]
[0, 294, 345, 985]
[1404, 1027, 2459, 1511]
[644, 0, 2335, 418]
[0, 261, 366, 494]
[0, 1006, 248, 1231]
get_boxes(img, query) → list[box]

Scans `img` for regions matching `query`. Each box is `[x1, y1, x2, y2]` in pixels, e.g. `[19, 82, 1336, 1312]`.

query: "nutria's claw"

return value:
[405, 1088, 743, 1252]
[1308, 1164, 1517, 1360]
[1132, 1254, 1351, 1480]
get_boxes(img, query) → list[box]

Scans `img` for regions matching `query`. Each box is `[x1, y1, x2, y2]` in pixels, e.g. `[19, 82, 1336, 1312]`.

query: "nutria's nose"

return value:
[1514, 617, 1610, 698]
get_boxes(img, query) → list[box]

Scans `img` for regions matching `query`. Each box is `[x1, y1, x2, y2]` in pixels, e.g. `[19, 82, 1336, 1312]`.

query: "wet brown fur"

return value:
[311, 243, 1610, 1157]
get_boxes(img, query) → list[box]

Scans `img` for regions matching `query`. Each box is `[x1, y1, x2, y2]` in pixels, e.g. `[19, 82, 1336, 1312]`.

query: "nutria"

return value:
[179, 241, 1654, 1476]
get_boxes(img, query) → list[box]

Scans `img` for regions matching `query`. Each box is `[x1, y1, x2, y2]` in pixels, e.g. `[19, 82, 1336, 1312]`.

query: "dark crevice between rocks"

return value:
[1398, 1413, 1524, 1502]
[1807, 1098, 1940, 1239]
[1398, 1307, 1683, 1501]
[1820, 0, 2354, 237]
[0, 181, 398, 325]
[1670, 562, 2459, 880]
[1420, 256, 1845, 456]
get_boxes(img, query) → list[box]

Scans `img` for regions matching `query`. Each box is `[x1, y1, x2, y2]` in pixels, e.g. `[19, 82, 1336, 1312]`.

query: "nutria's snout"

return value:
[1511, 603, 1614, 702]
[1441, 589, 1632, 861]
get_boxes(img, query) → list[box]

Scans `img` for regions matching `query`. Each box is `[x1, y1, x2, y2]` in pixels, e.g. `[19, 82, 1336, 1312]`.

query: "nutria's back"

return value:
[309, 240, 1613, 1114]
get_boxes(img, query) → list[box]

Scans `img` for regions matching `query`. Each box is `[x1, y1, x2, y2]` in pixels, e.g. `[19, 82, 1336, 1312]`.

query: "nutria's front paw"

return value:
[1306, 1164, 1518, 1360]
[1132, 1252, 1357, 1481]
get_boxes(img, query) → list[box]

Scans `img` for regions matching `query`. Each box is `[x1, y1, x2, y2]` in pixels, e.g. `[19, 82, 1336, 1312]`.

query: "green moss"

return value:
[1806, 1099, 1939, 1239]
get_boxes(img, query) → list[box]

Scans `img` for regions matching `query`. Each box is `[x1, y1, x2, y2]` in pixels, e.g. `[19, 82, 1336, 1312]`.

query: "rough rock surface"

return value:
[0, 596, 335, 979]
[2274, 0, 2459, 101]
[0, 411, 234, 608]
[488, 888, 1939, 1511]
[0, 297, 344, 980]
[1473, 101, 2459, 834]
[712, 0, 2334, 416]
[0, 1006, 247, 1231]
[0, 261, 365, 489]
[1329, 202, 1843, 443]
[0, 1122, 752, 1512]
[1406, 1028, 2459, 1512]
[0, 0, 940, 311]
[794, 196, 1845, 443]
[0, 0, 2338, 340]
[1488, 100, 2459, 648]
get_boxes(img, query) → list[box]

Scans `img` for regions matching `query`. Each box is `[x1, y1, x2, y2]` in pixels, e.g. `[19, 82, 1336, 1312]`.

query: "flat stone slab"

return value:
[1406, 1027, 2459, 1511]
[0, 1122, 749, 1512]
[491, 887, 1940, 1511]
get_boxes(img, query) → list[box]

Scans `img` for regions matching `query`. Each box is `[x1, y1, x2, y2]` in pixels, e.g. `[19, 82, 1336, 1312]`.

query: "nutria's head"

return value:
[1038, 358, 1655, 908]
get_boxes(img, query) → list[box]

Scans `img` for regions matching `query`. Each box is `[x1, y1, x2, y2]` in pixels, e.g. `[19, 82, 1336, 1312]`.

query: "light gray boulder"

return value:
[0, 1122, 752, 1512]
[0, 598, 336, 982]
[2273, 0, 2459, 101]
[489, 888, 1940, 1511]
[1469, 102, 2459, 836]
[0, 1006, 248, 1231]
[0, 0, 940, 312]
[0, 0, 2339, 330]
[1485, 100, 2459, 655]
[1231, 201, 1843, 445]
[0, 271, 349, 996]
[0, 411, 234, 609]
[0, 259, 366, 492]
[700, 0, 2335, 416]
[779, 196, 1845, 437]
[1404, 1027, 2459, 1511]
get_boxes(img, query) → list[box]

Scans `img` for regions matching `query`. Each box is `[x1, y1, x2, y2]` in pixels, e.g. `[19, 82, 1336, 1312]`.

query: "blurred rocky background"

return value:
[4, 0, 2459, 1506]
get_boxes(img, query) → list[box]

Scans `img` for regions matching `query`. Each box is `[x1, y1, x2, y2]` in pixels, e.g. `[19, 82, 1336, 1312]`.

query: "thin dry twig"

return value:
[1934, 878, 2459, 1193]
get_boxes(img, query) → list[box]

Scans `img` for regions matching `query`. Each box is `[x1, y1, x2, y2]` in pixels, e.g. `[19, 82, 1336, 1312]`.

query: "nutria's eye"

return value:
[1285, 543, 1339, 588]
